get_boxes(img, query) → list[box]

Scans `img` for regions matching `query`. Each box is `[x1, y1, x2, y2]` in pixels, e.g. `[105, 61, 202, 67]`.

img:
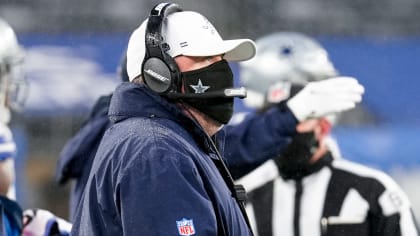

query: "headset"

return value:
[141, 2, 247, 99]
[141, 3, 183, 95]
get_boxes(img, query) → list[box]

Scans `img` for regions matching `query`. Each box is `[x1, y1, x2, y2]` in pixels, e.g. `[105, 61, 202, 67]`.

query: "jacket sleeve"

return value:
[223, 104, 298, 179]
[116, 140, 218, 236]
[373, 175, 419, 236]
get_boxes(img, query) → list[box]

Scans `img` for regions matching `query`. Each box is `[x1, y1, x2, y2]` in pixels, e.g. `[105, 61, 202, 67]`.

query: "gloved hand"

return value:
[22, 209, 72, 236]
[286, 76, 364, 121]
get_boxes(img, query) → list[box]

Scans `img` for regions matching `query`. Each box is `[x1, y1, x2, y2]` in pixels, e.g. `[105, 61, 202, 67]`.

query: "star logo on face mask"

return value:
[190, 79, 210, 93]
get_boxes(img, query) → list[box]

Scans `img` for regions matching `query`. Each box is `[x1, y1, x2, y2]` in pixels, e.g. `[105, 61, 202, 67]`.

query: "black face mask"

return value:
[180, 60, 234, 124]
[274, 132, 319, 180]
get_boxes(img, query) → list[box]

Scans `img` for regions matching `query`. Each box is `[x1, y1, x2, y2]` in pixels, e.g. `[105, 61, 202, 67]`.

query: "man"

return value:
[235, 32, 419, 236]
[71, 4, 364, 235]
[0, 17, 27, 200]
[71, 4, 256, 235]
[0, 17, 27, 236]
[1, 18, 71, 236]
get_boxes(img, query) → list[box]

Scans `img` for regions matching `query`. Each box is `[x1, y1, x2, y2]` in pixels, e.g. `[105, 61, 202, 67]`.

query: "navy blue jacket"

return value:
[71, 82, 250, 235]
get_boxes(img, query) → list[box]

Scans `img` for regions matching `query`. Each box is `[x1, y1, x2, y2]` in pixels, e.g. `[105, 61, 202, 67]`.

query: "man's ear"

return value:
[319, 118, 332, 136]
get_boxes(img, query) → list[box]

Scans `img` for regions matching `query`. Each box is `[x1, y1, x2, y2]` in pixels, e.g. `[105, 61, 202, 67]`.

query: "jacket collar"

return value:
[108, 82, 224, 155]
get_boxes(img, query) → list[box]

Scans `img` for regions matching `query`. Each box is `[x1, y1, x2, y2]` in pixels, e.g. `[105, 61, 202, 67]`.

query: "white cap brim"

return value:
[180, 39, 256, 62]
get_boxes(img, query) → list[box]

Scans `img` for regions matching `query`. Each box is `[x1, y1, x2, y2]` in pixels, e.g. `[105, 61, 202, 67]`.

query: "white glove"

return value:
[287, 76, 365, 121]
[22, 209, 72, 236]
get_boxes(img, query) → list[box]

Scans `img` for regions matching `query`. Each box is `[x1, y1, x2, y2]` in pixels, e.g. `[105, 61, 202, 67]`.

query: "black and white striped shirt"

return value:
[236, 151, 419, 236]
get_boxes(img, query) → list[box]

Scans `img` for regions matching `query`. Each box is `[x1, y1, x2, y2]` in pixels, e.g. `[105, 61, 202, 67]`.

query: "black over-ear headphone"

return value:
[141, 3, 183, 95]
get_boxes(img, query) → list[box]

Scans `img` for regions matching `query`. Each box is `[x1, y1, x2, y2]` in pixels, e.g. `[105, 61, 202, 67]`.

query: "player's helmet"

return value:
[0, 18, 27, 124]
[239, 32, 338, 109]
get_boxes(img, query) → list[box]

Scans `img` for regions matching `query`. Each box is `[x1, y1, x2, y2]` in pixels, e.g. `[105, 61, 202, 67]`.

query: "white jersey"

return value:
[0, 122, 16, 199]
[0, 122, 16, 161]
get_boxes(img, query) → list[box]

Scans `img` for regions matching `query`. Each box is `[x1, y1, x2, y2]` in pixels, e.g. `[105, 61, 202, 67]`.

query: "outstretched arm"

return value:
[223, 104, 297, 179]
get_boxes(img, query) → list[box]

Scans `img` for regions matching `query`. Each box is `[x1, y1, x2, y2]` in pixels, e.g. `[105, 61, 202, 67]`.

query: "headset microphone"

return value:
[224, 87, 247, 98]
[167, 87, 247, 99]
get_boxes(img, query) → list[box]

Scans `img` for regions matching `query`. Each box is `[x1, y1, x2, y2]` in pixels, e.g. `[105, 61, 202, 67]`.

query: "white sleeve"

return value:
[378, 174, 419, 236]
[0, 123, 16, 161]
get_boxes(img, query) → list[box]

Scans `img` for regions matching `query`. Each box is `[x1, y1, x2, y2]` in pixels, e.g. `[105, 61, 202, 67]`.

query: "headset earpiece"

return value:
[142, 3, 183, 95]
[142, 57, 174, 93]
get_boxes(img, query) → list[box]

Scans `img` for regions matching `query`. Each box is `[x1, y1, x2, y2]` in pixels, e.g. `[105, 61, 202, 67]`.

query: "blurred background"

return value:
[1, 0, 420, 224]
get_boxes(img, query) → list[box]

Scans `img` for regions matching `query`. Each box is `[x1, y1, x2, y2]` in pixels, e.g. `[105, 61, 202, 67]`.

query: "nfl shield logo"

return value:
[176, 218, 196, 235]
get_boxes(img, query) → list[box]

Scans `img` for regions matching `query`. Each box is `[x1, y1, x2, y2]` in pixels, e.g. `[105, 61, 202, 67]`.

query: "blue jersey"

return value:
[0, 196, 22, 236]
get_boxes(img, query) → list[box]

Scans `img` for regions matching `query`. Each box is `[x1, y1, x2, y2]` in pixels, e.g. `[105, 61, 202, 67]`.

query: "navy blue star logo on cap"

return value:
[190, 79, 210, 93]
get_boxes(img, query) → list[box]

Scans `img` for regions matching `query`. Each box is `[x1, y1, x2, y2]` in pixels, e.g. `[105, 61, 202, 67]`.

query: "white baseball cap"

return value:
[126, 11, 256, 81]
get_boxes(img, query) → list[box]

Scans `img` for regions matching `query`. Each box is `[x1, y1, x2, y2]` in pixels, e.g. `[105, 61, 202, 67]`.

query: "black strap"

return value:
[211, 158, 253, 235]
[207, 134, 253, 236]
[186, 109, 254, 234]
